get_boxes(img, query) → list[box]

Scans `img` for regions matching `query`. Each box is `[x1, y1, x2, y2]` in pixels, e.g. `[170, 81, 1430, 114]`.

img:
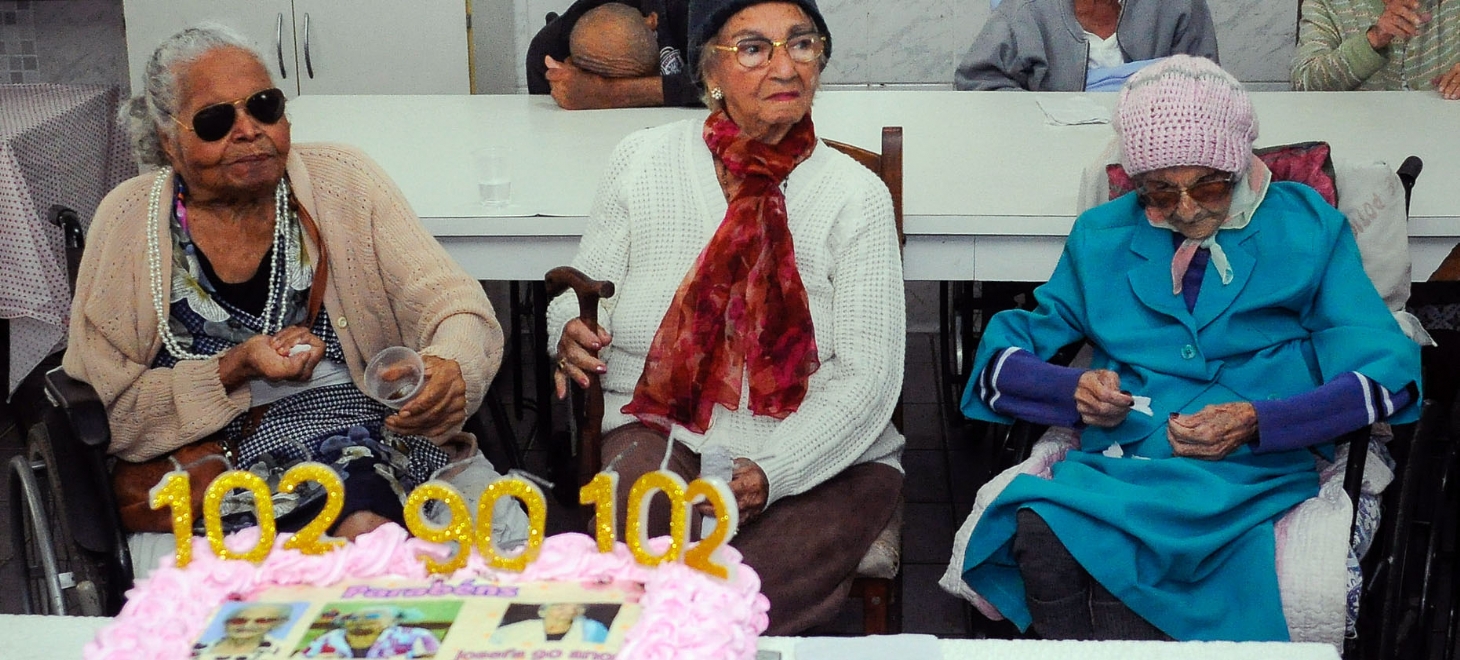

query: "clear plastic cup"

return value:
[364, 346, 425, 409]
[473, 147, 511, 206]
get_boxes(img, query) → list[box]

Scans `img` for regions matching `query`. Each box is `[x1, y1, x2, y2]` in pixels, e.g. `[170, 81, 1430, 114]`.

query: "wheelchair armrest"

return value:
[1339, 426, 1370, 530]
[42, 367, 111, 450]
[1397, 156, 1422, 213]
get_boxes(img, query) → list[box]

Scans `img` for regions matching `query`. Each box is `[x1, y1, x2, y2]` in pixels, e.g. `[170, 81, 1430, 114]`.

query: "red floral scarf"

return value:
[621, 110, 821, 434]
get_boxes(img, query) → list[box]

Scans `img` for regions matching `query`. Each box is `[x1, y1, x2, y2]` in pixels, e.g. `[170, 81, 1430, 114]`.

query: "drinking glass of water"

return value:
[473, 147, 511, 206]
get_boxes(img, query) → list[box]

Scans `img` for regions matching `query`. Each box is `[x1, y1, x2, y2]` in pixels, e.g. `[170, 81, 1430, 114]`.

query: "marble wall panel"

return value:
[1210, 0, 1297, 83]
[844, 0, 986, 85]
[3, 0, 1298, 93]
[501, 0, 1299, 91]
[17, 0, 128, 91]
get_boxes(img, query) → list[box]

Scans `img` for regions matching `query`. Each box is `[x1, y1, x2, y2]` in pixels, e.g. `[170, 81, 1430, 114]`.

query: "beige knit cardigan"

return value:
[64, 143, 503, 463]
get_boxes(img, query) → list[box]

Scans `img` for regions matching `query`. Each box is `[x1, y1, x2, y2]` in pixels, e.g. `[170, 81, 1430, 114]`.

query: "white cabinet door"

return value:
[122, 0, 301, 96]
[292, 0, 470, 95]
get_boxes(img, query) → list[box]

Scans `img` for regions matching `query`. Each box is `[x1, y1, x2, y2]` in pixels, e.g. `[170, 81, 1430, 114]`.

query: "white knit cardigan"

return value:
[548, 119, 905, 507]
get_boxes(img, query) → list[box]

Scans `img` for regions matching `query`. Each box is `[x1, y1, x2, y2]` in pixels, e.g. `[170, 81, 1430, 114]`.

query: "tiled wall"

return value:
[0, 0, 129, 91]
[0, 0, 39, 84]
[506, 0, 1298, 91]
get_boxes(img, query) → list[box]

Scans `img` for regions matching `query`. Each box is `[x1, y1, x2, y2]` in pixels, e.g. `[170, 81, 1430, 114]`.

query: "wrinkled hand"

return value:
[545, 56, 612, 110]
[1075, 370, 1133, 427]
[1167, 402, 1258, 460]
[695, 458, 769, 525]
[1368, 0, 1430, 49]
[553, 318, 612, 399]
[221, 329, 324, 387]
[1433, 63, 1460, 100]
[386, 355, 467, 440]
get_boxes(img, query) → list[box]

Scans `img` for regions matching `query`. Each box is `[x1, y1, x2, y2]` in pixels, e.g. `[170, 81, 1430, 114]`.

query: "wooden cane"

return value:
[544, 266, 616, 486]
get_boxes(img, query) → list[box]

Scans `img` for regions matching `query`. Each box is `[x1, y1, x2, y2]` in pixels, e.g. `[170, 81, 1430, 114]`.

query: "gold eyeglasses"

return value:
[710, 34, 826, 69]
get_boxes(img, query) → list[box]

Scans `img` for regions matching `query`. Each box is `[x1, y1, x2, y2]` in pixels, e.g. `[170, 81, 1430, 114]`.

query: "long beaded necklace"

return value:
[146, 166, 294, 360]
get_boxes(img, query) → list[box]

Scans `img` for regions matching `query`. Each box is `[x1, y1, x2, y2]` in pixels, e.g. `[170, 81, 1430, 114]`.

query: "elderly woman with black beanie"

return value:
[548, 0, 905, 634]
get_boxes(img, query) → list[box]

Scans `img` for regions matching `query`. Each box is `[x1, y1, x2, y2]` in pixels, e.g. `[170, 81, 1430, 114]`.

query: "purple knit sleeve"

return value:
[976, 347, 1086, 427]
[1252, 372, 1415, 453]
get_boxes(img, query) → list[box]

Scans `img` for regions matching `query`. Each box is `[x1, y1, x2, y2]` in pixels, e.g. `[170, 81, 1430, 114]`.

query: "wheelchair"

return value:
[6, 209, 527, 617]
[947, 151, 1460, 659]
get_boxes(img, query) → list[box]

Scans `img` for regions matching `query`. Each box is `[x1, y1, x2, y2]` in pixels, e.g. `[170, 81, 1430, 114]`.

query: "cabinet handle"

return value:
[303, 12, 314, 79]
[275, 13, 287, 79]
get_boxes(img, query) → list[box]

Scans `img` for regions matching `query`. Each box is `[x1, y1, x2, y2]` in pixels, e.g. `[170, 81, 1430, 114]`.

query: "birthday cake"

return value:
[85, 525, 769, 660]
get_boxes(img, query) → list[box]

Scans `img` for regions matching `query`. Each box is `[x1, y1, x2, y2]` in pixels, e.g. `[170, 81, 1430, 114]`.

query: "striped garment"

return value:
[976, 243, 1414, 453]
[979, 346, 1413, 453]
[1293, 0, 1460, 90]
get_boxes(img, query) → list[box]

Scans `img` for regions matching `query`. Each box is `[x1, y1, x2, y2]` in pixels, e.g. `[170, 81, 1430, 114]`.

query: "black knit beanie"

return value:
[687, 0, 832, 86]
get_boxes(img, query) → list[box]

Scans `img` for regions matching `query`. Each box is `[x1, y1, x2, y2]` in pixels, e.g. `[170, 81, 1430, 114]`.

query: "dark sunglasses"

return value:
[172, 88, 286, 142]
[1136, 175, 1236, 211]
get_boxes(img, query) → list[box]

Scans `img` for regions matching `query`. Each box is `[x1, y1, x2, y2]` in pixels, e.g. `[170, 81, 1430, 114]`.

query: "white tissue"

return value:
[288, 343, 312, 357]
[1130, 395, 1153, 416]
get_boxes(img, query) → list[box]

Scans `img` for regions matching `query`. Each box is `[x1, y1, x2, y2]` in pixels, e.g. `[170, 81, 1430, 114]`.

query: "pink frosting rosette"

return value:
[86, 525, 767, 660]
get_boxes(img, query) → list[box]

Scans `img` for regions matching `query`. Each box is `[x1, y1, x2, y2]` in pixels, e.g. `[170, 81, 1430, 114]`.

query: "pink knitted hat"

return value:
[1114, 55, 1258, 175]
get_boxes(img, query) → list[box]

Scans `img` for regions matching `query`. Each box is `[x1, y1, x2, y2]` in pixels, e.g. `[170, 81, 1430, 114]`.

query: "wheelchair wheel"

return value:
[939, 281, 976, 412]
[8, 423, 109, 616]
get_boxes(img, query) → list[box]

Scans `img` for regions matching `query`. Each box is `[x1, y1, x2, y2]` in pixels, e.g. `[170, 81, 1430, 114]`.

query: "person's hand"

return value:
[386, 355, 467, 439]
[553, 318, 612, 399]
[1433, 63, 1460, 100]
[697, 458, 770, 525]
[1167, 402, 1258, 460]
[545, 56, 609, 110]
[268, 325, 326, 372]
[1075, 370, 1133, 427]
[1368, 0, 1430, 50]
[219, 330, 324, 387]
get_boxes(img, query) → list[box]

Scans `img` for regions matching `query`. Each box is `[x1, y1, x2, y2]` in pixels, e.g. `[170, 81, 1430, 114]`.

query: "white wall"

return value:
[492, 0, 1298, 92]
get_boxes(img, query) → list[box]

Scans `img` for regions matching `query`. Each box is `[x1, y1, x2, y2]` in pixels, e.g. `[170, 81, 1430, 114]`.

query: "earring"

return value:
[710, 87, 724, 101]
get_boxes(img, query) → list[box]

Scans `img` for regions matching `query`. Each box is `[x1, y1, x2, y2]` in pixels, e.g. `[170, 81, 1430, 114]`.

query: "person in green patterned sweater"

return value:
[1293, 0, 1460, 99]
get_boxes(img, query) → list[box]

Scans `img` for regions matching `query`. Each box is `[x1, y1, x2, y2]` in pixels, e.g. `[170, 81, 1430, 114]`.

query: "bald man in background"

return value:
[527, 0, 698, 109]
[570, 4, 661, 79]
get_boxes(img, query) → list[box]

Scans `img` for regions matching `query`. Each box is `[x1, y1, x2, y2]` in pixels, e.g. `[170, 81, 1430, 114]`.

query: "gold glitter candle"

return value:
[579, 471, 620, 553]
[625, 471, 688, 566]
[202, 471, 276, 564]
[684, 478, 738, 579]
[278, 462, 346, 555]
[149, 471, 193, 568]
[404, 481, 473, 575]
[477, 478, 547, 572]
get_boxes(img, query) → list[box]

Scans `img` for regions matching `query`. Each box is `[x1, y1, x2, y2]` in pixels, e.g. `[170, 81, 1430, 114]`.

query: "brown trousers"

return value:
[600, 423, 902, 635]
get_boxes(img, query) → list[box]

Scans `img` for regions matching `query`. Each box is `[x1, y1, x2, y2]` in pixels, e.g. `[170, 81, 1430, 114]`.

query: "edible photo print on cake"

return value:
[191, 601, 307, 659]
[487, 602, 622, 645]
[246, 579, 644, 658]
[293, 599, 463, 658]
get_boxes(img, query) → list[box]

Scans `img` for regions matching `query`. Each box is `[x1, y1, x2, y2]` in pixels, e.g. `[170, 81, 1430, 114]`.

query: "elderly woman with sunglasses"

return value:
[64, 25, 525, 543]
[950, 56, 1420, 641]
[548, 0, 903, 634]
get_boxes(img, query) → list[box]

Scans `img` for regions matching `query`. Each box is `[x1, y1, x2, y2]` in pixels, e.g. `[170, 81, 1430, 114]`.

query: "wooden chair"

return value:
[546, 127, 906, 635]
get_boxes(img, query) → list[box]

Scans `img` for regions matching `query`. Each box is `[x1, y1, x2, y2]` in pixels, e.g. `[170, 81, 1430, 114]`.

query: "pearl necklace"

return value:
[146, 166, 293, 361]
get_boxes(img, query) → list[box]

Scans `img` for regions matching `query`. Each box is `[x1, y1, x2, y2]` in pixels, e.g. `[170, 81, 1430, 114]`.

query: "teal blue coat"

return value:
[959, 182, 1420, 640]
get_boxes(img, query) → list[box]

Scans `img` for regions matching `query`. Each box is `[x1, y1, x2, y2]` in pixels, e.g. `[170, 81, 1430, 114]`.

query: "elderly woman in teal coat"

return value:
[953, 55, 1421, 641]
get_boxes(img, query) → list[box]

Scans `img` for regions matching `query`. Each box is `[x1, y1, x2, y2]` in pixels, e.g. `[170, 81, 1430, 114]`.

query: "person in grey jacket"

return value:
[954, 0, 1220, 91]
